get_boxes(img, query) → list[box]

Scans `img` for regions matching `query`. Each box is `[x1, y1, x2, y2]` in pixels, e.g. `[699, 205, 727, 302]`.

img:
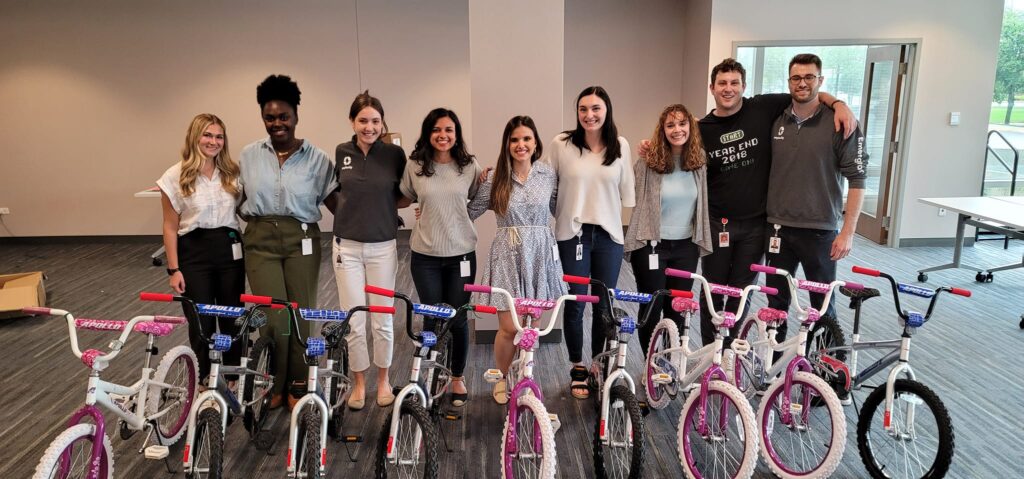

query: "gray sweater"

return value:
[624, 152, 713, 257]
[768, 105, 866, 231]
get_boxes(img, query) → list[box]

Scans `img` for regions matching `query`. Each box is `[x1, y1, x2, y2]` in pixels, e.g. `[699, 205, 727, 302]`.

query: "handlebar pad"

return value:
[139, 292, 174, 302]
[464, 284, 492, 293]
[852, 265, 880, 277]
[950, 287, 972, 297]
[154, 316, 187, 324]
[475, 305, 498, 314]
[562, 274, 591, 285]
[844, 281, 865, 290]
[576, 294, 600, 303]
[669, 289, 694, 298]
[664, 268, 692, 279]
[759, 286, 779, 295]
[22, 307, 52, 315]
[364, 285, 396, 297]
[368, 305, 396, 314]
[240, 294, 273, 305]
[750, 264, 777, 274]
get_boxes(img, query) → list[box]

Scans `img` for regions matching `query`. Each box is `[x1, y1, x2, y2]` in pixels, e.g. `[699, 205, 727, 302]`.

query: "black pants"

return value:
[630, 239, 699, 356]
[178, 227, 246, 380]
[698, 217, 766, 346]
[410, 251, 476, 377]
[764, 225, 838, 343]
[557, 224, 624, 364]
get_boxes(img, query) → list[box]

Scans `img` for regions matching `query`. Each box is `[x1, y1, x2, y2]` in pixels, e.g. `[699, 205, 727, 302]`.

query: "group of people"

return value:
[157, 53, 866, 412]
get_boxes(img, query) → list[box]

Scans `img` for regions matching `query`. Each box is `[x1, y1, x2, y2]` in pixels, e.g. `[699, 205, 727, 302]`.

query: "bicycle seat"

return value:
[75, 319, 175, 337]
[756, 307, 788, 326]
[840, 286, 880, 307]
[671, 297, 700, 314]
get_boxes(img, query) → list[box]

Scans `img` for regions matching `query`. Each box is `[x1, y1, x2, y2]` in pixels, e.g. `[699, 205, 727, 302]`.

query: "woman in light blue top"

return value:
[239, 74, 337, 410]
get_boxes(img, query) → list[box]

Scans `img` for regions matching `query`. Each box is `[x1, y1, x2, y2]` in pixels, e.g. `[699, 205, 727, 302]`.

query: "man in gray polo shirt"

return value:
[765, 53, 866, 342]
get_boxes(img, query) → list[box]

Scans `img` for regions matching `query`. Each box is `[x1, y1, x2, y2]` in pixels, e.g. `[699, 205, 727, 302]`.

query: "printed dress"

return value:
[469, 160, 567, 310]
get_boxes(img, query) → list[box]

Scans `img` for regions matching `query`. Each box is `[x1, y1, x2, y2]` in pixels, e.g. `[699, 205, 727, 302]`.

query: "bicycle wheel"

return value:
[757, 371, 846, 479]
[806, 315, 849, 405]
[188, 407, 224, 479]
[500, 393, 557, 479]
[644, 318, 681, 410]
[374, 401, 439, 479]
[149, 344, 199, 444]
[243, 336, 275, 434]
[857, 379, 954, 479]
[326, 342, 349, 439]
[32, 424, 114, 479]
[735, 318, 766, 399]
[293, 407, 323, 479]
[677, 380, 758, 479]
[593, 384, 645, 479]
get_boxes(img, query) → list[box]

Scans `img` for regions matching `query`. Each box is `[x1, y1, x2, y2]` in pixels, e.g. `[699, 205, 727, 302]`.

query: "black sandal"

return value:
[451, 376, 468, 407]
[569, 365, 590, 399]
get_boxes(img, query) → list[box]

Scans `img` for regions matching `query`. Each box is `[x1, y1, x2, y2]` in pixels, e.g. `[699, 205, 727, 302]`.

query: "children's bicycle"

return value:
[812, 265, 969, 479]
[365, 284, 490, 479]
[139, 292, 279, 479]
[647, 268, 769, 479]
[737, 264, 859, 479]
[25, 305, 198, 479]
[466, 281, 598, 479]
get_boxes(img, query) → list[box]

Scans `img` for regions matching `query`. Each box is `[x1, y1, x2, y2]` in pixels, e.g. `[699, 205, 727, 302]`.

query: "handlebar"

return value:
[753, 265, 853, 322]
[23, 306, 169, 369]
[463, 283, 596, 336]
[365, 284, 478, 344]
[669, 268, 774, 323]
[141, 292, 275, 346]
[851, 265, 970, 323]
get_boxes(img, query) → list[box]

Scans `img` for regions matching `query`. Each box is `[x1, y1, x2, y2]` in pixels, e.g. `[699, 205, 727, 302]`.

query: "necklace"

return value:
[275, 143, 298, 159]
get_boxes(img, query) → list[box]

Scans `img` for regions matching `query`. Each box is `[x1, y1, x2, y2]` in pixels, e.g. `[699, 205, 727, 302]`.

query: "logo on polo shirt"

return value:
[341, 156, 353, 170]
[774, 126, 785, 140]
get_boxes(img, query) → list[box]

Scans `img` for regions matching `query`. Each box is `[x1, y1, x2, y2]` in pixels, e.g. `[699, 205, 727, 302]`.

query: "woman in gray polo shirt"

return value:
[400, 108, 482, 407]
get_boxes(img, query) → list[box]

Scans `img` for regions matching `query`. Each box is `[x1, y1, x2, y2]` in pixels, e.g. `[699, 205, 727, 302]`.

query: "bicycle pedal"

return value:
[483, 368, 504, 383]
[638, 401, 651, 417]
[548, 413, 561, 433]
[340, 435, 363, 443]
[443, 411, 462, 421]
[651, 373, 674, 385]
[144, 445, 169, 460]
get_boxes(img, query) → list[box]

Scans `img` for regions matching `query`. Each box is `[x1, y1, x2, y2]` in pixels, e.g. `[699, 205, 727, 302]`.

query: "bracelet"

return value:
[830, 99, 844, 109]
[166, 268, 180, 276]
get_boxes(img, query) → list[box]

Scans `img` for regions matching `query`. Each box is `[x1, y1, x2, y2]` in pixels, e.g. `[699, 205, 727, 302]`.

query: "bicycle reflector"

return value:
[420, 331, 437, 348]
[211, 333, 233, 352]
[619, 317, 637, 335]
[306, 337, 326, 358]
[905, 311, 925, 328]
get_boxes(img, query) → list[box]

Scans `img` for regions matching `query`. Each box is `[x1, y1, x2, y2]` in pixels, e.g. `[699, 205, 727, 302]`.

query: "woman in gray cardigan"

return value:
[624, 104, 712, 355]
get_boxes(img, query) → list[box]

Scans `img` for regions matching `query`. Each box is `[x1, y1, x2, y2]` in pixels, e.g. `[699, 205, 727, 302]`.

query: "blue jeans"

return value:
[764, 225, 838, 343]
[557, 224, 624, 363]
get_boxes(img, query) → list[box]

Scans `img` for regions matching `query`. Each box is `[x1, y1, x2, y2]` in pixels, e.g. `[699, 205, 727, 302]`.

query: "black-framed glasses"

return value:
[788, 74, 821, 84]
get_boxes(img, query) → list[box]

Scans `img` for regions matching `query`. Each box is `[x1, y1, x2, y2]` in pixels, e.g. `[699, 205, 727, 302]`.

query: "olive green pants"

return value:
[243, 216, 321, 397]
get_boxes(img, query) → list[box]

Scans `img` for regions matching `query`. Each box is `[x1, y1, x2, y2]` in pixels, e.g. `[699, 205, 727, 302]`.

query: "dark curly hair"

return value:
[256, 74, 301, 111]
[409, 108, 474, 177]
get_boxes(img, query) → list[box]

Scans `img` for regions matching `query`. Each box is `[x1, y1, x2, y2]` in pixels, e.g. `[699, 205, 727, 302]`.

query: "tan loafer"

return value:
[347, 394, 366, 411]
[377, 389, 396, 407]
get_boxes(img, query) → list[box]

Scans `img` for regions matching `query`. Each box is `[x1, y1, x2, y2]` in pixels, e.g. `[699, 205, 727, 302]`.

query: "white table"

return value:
[917, 196, 1024, 283]
[135, 187, 165, 265]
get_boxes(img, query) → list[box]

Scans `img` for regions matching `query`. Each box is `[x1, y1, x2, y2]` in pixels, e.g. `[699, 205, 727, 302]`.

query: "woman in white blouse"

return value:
[157, 113, 245, 385]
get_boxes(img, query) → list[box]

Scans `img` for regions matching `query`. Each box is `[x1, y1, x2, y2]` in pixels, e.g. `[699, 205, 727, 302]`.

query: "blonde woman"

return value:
[157, 113, 244, 384]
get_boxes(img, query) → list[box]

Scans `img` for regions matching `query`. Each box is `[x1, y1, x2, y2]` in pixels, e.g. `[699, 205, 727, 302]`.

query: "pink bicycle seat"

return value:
[81, 349, 103, 368]
[133, 321, 175, 337]
[716, 311, 737, 329]
[803, 308, 821, 324]
[514, 328, 540, 351]
[757, 307, 788, 325]
[75, 319, 175, 337]
[671, 297, 700, 314]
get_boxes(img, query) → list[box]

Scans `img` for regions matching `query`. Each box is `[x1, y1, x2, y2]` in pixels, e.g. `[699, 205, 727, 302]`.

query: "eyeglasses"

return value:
[789, 74, 821, 84]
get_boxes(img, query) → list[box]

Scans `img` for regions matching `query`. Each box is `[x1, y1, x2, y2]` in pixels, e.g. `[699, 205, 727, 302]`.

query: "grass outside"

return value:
[990, 105, 1024, 125]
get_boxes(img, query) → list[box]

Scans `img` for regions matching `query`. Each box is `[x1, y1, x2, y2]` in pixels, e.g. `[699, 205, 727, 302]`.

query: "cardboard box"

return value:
[0, 272, 46, 315]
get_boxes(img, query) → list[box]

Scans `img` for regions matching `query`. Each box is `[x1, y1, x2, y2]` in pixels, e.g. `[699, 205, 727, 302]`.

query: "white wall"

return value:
[707, 0, 1004, 242]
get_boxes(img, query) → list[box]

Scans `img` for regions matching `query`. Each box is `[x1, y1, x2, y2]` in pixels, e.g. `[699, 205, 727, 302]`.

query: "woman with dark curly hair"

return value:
[399, 108, 482, 407]
[239, 74, 337, 410]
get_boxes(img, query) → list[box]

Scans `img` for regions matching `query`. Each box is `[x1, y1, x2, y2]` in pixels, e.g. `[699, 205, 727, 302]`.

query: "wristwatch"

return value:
[166, 268, 180, 276]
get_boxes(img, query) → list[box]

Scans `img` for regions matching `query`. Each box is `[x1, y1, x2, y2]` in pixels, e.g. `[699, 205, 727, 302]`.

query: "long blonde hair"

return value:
[179, 113, 240, 197]
[646, 104, 705, 174]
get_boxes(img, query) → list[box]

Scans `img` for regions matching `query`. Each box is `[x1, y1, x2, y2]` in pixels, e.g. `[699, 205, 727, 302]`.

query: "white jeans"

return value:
[332, 237, 397, 372]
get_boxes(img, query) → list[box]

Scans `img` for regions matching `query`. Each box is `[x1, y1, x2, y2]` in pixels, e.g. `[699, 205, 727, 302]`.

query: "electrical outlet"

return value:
[0, 207, 9, 215]
[938, 208, 947, 217]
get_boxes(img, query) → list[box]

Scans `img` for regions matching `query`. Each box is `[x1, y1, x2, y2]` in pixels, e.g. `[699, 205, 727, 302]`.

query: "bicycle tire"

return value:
[32, 423, 114, 479]
[644, 318, 681, 410]
[327, 342, 349, 439]
[149, 344, 199, 444]
[375, 400, 439, 479]
[857, 379, 954, 479]
[735, 318, 767, 399]
[593, 384, 645, 479]
[188, 407, 224, 479]
[677, 380, 758, 479]
[806, 315, 849, 406]
[243, 336, 275, 434]
[294, 407, 323, 479]
[757, 371, 846, 479]
[500, 393, 557, 479]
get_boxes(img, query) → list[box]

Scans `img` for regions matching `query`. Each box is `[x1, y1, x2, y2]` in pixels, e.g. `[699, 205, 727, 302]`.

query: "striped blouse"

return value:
[399, 158, 483, 257]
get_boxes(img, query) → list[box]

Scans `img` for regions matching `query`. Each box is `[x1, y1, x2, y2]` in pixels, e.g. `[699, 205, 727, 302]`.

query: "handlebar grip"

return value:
[852, 265, 880, 277]
[669, 289, 694, 298]
[364, 284, 396, 297]
[750, 264, 777, 274]
[665, 268, 692, 279]
[22, 307, 52, 315]
[844, 281, 865, 290]
[139, 292, 175, 302]
[575, 294, 600, 303]
[474, 305, 498, 314]
[562, 274, 591, 285]
[464, 284, 492, 293]
[368, 305, 396, 314]
[154, 315, 187, 324]
[240, 294, 273, 305]
[950, 287, 972, 297]
[759, 286, 779, 295]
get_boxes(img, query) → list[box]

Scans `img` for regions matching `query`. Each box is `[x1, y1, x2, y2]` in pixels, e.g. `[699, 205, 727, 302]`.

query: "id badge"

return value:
[575, 243, 584, 261]
[301, 237, 313, 256]
[718, 232, 731, 248]
[552, 244, 560, 262]
[648, 254, 659, 270]
[460, 260, 472, 278]
[231, 242, 243, 261]
[768, 236, 782, 254]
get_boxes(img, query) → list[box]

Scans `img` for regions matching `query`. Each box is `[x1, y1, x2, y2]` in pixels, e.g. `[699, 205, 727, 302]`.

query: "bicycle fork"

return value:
[883, 338, 917, 436]
[597, 341, 635, 446]
[286, 364, 330, 477]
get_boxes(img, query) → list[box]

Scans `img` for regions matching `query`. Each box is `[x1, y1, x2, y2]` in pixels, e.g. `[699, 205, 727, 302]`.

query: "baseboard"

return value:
[898, 237, 977, 247]
[475, 329, 563, 344]
[0, 235, 163, 245]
